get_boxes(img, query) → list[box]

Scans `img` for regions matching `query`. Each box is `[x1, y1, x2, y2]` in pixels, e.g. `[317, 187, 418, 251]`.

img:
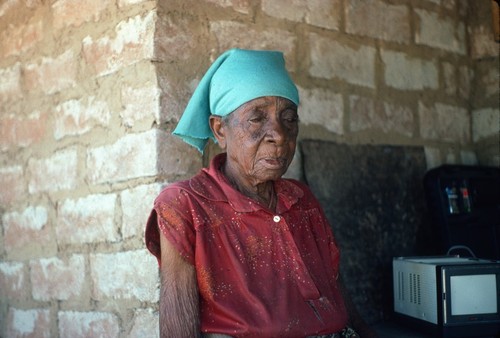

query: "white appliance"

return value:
[393, 256, 500, 338]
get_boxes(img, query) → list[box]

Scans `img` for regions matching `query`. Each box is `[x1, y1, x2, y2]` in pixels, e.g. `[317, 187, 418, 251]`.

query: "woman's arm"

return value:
[159, 231, 200, 338]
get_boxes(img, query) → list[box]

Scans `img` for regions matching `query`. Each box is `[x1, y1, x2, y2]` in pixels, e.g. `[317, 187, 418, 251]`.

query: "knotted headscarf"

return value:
[172, 48, 300, 153]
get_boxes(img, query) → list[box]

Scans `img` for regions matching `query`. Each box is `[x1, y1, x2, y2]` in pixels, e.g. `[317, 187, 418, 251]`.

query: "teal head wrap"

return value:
[172, 48, 300, 153]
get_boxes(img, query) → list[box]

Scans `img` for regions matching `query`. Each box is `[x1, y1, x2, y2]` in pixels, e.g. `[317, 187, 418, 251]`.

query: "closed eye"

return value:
[282, 109, 299, 124]
[284, 115, 299, 123]
[248, 110, 266, 123]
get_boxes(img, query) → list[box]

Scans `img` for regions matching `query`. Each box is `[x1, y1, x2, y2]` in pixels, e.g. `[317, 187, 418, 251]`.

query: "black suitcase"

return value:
[423, 165, 500, 260]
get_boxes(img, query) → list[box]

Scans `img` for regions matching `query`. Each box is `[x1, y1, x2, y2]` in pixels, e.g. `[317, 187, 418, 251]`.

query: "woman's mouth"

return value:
[262, 157, 287, 170]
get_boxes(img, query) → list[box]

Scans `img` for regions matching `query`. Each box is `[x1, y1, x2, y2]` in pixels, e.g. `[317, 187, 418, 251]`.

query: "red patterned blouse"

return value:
[145, 153, 348, 337]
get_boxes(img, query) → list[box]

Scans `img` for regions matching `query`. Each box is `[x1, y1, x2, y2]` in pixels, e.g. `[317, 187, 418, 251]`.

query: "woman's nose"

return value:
[264, 117, 286, 144]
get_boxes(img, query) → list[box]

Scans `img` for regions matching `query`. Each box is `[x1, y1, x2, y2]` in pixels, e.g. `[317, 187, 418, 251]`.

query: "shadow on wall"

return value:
[301, 140, 438, 324]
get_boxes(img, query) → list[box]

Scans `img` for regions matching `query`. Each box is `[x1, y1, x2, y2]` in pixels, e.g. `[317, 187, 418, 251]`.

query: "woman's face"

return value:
[212, 96, 299, 187]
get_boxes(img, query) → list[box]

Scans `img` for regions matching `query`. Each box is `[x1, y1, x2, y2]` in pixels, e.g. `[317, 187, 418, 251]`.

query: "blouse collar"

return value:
[190, 153, 304, 213]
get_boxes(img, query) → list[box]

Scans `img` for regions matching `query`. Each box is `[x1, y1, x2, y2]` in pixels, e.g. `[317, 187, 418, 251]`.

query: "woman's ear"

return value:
[209, 115, 227, 150]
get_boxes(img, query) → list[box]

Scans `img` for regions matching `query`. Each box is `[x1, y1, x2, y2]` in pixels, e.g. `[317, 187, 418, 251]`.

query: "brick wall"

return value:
[0, 1, 179, 337]
[0, 0, 498, 337]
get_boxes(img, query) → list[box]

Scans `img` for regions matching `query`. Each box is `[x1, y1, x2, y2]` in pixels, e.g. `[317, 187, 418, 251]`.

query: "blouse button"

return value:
[273, 215, 281, 223]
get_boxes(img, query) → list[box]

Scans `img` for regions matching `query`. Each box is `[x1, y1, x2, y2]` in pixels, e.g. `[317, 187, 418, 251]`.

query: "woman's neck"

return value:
[221, 163, 276, 211]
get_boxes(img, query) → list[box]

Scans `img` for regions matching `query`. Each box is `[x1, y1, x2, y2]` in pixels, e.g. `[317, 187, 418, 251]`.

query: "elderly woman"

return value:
[145, 49, 377, 338]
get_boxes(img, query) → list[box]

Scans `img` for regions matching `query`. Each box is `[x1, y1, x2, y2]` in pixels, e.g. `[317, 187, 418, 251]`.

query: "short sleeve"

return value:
[144, 187, 197, 266]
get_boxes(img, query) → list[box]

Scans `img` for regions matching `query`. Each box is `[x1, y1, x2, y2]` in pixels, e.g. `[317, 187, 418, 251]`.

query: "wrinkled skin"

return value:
[209, 96, 298, 208]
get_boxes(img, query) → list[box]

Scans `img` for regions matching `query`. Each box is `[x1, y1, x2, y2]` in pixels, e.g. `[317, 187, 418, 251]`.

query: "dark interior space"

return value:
[300, 140, 499, 338]
[301, 140, 438, 324]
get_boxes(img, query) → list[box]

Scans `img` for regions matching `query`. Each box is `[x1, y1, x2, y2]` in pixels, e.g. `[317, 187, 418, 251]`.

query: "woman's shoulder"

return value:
[155, 179, 191, 199]
[154, 169, 222, 205]
[152, 177, 200, 209]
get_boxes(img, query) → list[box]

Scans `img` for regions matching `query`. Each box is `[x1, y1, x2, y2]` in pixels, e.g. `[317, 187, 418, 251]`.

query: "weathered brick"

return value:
[56, 193, 118, 244]
[424, 147, 443, 170]
[0, 262, 28, 301]
[458, 65, 472, 99]
[419, 101, 470, 143]
[442, 62, 456, 96]
[415, 9, 466, 54]
[87, 129, 201, 184]
[210, 21, 297, 70]
[0, 0, 18, 17]
[30, 255, 84, 301]
[472, 108, 500, 142]
[121, 183, 163, 239]
[158, 75, 192, 122]
[460, 150, 478, 165]
[52, 0, 110, 30]
[82, 11, 155, 77]
[261, 0, 340, 30]
[58, 311, 119, 338]
[3, 206, 54, 259]
[0, 110, 47, 150]
[25, 0, 43, 8]
[156, 129, 203, 177]
[0, 17, 43, 57]
[445, 150, 458, 164]
[155, 16, 197, 62]
[54, 96, 111, 140]
[458, 0, 469, 16]
[350, 95, 413, 137]
[6, 308, 51, 338]
[118, 0, 150, 7]
[381, 50, 438, 90]
[90, 249, 159, 302]
[86, 130, 158, 184]
[298, 86, 344, 135]
[0, 165, 25, 205]
[442, 0, 456, 10]
[27, 147, 78, 194]
[120, 84, 160, 128]
[128, 308, 159, 338]
[470, 25, 499, 59]
[345, 0, 410, 43]
[0, 63, 22, 103]
[442, 63, 472, 101]
[309, 34, 376, 88]
[23, 49, 77, 95]
[203, 0, 251, 14]
[475, 61, 499, 100]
